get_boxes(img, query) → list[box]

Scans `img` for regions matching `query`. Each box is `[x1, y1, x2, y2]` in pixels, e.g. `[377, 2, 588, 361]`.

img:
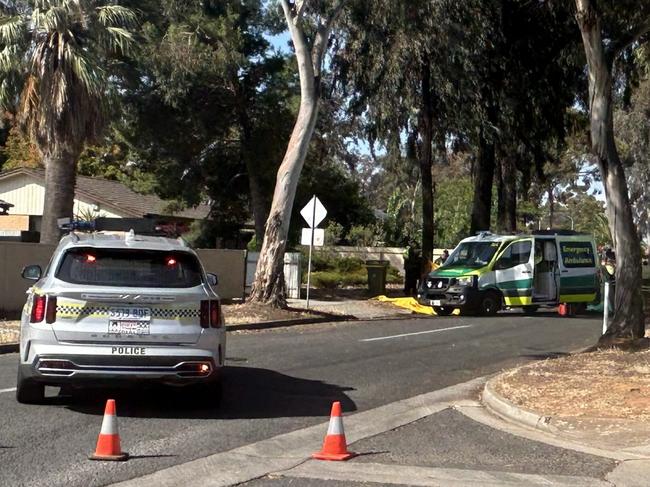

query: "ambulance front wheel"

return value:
[479, 291, 501, 316]
[433, 306, 454, 316]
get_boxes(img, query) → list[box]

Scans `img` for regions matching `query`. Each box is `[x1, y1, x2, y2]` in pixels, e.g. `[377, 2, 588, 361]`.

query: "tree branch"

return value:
[311, 0, 347, 77]
[610, 17, 650, 59]
[293, 0, 307, 20]
[280, 0, 316, 95]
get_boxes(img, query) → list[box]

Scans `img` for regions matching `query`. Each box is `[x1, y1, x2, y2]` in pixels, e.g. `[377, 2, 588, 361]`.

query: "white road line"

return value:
[0, 387, 16, 394]
[360, 324, 473, 342]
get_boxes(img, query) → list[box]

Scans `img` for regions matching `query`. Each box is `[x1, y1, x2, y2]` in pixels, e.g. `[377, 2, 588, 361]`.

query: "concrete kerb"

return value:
[482, 377, 558, 435]
[225, 314, 356, 332]
[480, 375, 650, 462]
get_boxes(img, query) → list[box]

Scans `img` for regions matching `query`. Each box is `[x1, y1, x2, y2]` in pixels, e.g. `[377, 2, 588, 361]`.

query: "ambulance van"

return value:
[418, 231, 599, 316]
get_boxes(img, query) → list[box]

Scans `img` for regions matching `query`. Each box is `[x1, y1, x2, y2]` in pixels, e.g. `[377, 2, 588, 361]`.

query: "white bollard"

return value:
[602, 281, 610, 334]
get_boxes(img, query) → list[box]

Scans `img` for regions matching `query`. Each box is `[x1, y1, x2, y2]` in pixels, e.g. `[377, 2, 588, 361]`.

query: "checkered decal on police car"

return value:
[151, 308, 200, 319]
[55, 304, 200, 319]
[56, 305, 110, 316]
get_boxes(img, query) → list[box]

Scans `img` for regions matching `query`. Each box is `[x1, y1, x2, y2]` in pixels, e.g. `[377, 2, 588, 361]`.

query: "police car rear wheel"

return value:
[16, 368, 45, 404]
[433, 306, 454, 316]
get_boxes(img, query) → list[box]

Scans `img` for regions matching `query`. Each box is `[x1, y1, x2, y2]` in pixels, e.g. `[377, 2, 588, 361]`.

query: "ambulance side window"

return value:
[494, 241, 532, 270]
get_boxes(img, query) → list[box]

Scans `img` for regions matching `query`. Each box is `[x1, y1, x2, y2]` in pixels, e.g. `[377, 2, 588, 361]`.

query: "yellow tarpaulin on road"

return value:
[374, 295, 460, 316]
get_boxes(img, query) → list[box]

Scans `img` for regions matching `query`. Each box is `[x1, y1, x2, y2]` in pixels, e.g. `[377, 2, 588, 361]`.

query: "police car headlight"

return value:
[456, 276, 473, 287]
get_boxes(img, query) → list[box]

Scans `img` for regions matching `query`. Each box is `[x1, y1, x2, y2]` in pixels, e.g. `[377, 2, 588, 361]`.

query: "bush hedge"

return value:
[303, 252, 402, 288]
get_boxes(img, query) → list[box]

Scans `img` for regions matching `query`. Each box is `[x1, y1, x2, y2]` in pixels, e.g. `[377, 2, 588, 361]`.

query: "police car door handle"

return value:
[522, 270, 532, 274]
[561, 270, 569, 273]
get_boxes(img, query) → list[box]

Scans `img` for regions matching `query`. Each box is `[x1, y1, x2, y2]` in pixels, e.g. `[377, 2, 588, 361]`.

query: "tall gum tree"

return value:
[574, 0, 650, 340]
[249, 0, 346, 307]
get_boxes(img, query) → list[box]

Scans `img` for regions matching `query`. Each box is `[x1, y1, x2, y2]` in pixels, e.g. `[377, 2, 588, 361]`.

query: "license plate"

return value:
[430, 300, 441, 306]
[108, 320, 150, 335]
[109, 307, 151, 321]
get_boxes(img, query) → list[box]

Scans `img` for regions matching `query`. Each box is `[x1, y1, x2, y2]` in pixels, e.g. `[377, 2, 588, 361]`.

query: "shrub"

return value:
[335, 256, 365, 273]
[310, 271, 342, 289]
[387, 266, 402, 284]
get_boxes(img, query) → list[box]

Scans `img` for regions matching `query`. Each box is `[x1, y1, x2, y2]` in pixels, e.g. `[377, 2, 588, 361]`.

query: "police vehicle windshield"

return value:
[56, 248, 203, 288]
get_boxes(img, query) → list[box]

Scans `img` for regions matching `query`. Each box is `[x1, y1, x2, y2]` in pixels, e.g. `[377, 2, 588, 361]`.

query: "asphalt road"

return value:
[0, 312, 604, 487]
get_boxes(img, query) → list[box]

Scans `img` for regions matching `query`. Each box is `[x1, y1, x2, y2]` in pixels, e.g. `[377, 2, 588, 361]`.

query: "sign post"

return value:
[603, 281, 610, 334]
[300, 196, 327, 308]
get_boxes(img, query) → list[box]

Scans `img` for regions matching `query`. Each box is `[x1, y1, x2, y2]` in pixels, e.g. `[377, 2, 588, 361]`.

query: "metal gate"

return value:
[245, 252, 302, 299]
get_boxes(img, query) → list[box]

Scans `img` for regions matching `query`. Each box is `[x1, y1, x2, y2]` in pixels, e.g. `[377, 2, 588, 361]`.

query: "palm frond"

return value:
[97, 5, 137, 28]
[0, 15, 26, 44]
[35, 6, 71, 33]
[103, 26, 134, 53]
[63, 43, 103, 96]
[0, 44, 22, 73]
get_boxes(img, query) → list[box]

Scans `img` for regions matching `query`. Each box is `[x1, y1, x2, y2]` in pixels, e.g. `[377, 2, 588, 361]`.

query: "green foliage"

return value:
[309, 271, 343, 289]
[76, 135, 157, 194]
[347, 225, 379, 247]
[247, 235, 260, 251]
[325, 221, 345, 246]
[434, 176, 473, 247]
[0, 125, 41, 169]
[380, 187, 421, 247]
[291, 158, 375, 245]
[304, 251, 400, 288]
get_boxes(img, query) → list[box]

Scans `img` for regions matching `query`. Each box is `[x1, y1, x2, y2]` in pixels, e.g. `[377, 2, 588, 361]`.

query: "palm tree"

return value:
[0, 0, 136, 243]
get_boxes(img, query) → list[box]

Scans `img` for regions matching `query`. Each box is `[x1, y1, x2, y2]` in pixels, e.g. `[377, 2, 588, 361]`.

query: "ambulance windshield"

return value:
[444, 241, 502, 269]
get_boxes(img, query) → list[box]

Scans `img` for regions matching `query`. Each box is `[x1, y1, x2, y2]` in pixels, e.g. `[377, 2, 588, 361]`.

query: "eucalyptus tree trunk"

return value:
[419, 61, 435, 264]
[40, 151, 76, 244]
[470, 132, 496, 234]
[237, 96, 269, 249]
[249, 0, 346, 307]
[547, 186, 555, 229]
[575, 0, 646, 340]
[496, 155, 517, 233]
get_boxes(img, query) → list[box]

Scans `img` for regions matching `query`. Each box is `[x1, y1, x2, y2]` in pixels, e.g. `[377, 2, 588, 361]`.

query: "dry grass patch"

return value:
[495, 348, 650, 420]
[222, 302, 323, 325]
[0, 320, 20, 344]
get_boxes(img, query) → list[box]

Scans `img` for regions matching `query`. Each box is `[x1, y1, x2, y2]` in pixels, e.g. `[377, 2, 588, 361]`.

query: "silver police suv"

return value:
[17, 230, 226, 404]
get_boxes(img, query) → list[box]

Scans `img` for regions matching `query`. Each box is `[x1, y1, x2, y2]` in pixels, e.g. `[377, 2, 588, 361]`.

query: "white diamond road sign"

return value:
[300, 196, 327, 228]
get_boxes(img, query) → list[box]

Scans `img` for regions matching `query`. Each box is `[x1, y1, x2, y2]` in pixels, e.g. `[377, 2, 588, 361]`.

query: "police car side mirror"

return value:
[22, 265, 42, 281]
[206, 273, 218, 286]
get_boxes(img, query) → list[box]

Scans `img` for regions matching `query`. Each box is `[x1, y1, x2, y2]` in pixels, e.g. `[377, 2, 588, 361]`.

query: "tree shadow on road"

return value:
[59, 365, 357, 420]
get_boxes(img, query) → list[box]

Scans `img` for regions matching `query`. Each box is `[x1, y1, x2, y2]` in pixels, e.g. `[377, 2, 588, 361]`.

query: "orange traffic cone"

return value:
[312, 401, 356, 461]
[89, 399, 129, 461]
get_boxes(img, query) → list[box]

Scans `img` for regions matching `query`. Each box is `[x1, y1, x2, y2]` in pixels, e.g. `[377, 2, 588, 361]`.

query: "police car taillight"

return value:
[210, 301, 221, 328]
[200, 300, 210, 328]
[200, 300, 221, 328]
[31, 295, 46, 323]
[46, 296, 57, 324]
